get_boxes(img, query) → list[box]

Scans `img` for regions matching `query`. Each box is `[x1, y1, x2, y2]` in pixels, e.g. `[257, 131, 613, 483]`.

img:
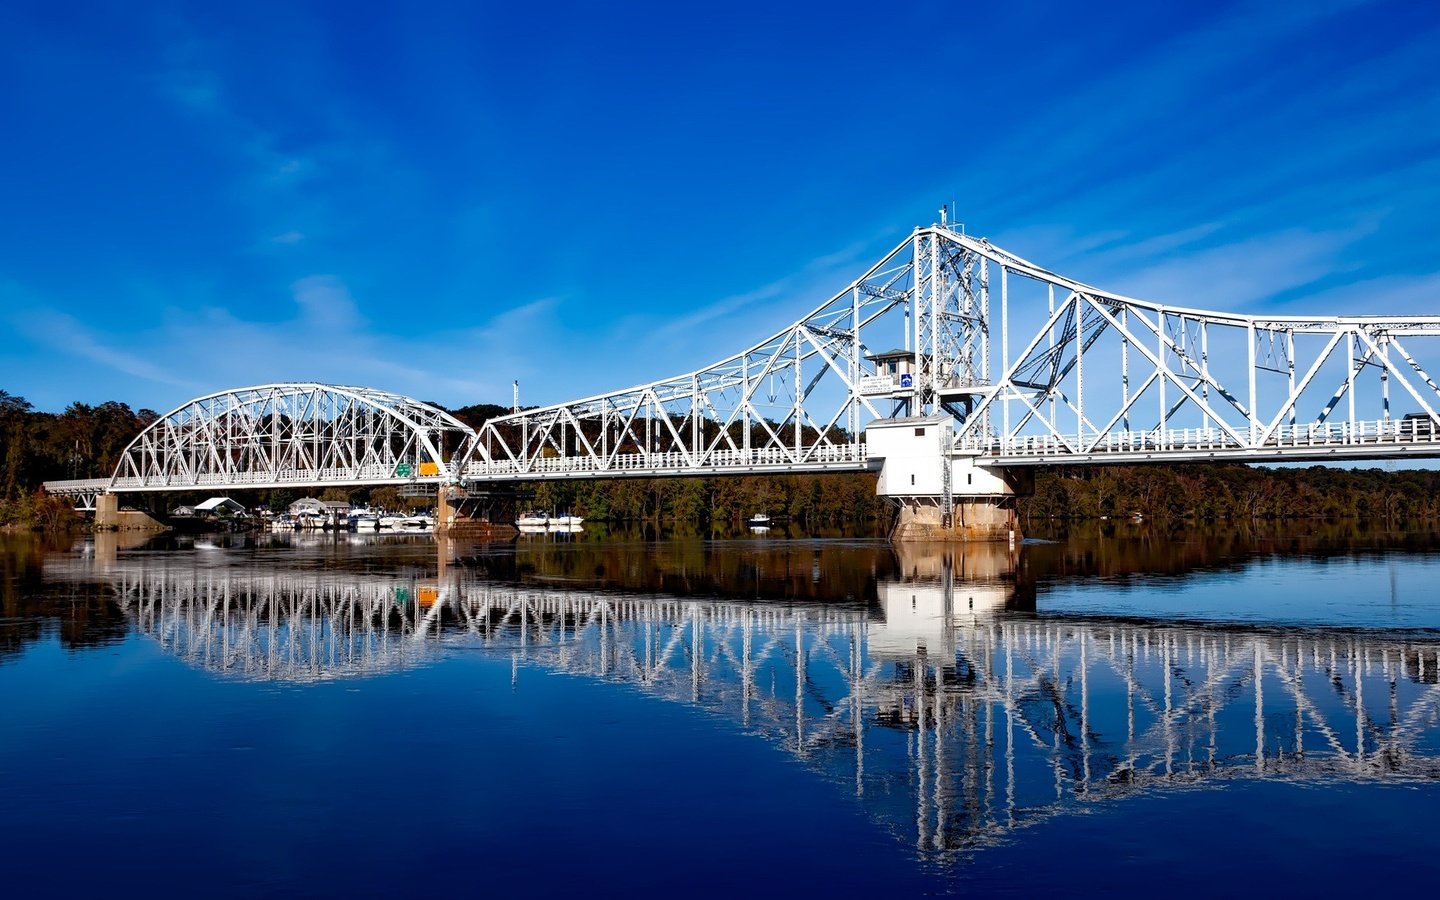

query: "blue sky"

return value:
[1, 0, 1437, 415]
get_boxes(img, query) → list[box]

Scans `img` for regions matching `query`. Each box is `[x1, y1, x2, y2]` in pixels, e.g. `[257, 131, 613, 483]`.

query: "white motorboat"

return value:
[517, 511, 585, 528]
[350, 509, 380, 530]
[747, 513, 771, 527]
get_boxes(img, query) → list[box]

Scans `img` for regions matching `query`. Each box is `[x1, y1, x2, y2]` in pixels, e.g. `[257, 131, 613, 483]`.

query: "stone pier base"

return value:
[891, 497, 1020, 543]
[435, 488, 517, 539]
[94, 493, 167, 532]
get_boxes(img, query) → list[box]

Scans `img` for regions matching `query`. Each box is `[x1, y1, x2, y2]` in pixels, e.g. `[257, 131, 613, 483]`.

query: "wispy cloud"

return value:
[291, 275, 360, 330]
[6, 303, 199, 392]
[1291, 272, 1440, 317]
[0, 273, 567, 411]
[657, 239, 878, 340]
[1101, 224, 1374, 310]
[150, 29, 366, 255]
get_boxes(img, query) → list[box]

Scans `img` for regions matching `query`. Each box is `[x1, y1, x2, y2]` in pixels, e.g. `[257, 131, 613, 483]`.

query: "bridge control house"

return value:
[866, 417, 1030, 543]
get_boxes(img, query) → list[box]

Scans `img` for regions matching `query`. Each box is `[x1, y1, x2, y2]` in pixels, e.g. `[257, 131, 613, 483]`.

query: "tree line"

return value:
[1021, 463, 1440, 522]
[0, 390, 157, 528]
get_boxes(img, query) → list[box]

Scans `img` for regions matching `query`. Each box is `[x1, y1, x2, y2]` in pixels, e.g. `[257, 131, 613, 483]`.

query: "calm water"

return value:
[4, 525, 1440, 896]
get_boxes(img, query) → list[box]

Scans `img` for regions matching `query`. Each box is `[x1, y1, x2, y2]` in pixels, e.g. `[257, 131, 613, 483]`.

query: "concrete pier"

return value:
[435, 487, 517, 539]
[93, 493, 167, 532]
[891, 496, 1021, 543]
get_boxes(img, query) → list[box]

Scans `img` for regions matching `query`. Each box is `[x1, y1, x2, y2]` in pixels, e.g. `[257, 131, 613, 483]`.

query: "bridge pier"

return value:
[93, 493, 167, 532]
[890, 495, 1024, 543]
[95, 493, 118, 529]
[867, 418, 1033, 543]
[435, 486, 518, 539]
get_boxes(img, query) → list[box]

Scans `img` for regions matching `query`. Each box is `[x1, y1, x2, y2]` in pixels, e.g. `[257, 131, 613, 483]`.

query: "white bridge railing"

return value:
[961, 418, 1440, 462]
[462, 442, 870, 480]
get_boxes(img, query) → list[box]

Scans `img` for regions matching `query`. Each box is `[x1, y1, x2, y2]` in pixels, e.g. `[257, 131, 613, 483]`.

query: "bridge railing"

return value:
[961, 417, 1440, 459]
[107, 463, 448, 491]
[461, 442, 870, 479]
[42, 478, 111, 496]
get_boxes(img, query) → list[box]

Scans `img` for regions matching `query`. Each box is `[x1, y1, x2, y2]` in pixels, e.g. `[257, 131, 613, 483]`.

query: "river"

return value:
[3, 524, 1439, 896]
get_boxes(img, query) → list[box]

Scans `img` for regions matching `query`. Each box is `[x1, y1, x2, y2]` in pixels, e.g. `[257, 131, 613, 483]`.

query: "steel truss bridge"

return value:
[44, 219, 1440, 503]
[45, 547, 1440, 856]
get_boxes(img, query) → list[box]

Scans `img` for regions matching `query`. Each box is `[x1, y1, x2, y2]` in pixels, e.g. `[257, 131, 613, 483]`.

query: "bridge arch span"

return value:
[109, 383, 476, 492]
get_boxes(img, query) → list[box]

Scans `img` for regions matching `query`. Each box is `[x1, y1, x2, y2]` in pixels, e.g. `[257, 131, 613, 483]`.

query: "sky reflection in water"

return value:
[3, 529, 1440, 896]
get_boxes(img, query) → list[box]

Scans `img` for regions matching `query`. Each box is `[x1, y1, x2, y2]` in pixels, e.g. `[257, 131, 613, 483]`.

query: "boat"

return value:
[747, 513, 771, 527]
[378, 515, 404, 529]
[349, 509, 380, 530]
[517, 511, 585, 528]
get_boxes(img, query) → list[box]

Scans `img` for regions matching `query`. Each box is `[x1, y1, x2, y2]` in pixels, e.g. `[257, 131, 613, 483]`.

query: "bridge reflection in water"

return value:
[73, 536, 1440, 858]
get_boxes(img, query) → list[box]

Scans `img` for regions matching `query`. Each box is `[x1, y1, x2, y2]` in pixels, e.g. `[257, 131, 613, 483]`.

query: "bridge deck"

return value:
[43, 418, 1440, 497]
[966, 418, 1440, 466]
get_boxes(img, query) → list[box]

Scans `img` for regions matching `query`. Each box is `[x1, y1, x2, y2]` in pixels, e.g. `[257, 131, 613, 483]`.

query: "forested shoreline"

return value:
[3, 388, 1438, 531]
[1023, 463, 1440, 522]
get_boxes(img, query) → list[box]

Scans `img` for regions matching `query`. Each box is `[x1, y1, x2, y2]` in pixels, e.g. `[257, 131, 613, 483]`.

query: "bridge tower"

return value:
[863, 222, 1030, 541]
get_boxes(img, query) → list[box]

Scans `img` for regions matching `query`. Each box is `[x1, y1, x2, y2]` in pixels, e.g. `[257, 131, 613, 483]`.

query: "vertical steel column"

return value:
[912, 233, 923, 409]
[1381, 334, 1391, 422]
[794, 329, 802, 459]
[1121, 308, 1130, 432]
[692, 375, 700, 459]
[742, 355, 751, 457]
[1076, 296, 1085, 448]
[1287, 329, 1297, 430]
[1048, 284, 1056, 431]
[850, 285, 861, 445]
[1156, 308, 1167, 447]
[1247, 321, 1258, 446]
[929, 233, 940, 412]
[1201, 321, 1212, 435]
[1001, 266, 1010, 443]
[1346, 330, 1357, 443]
[980, 257, 990, 434]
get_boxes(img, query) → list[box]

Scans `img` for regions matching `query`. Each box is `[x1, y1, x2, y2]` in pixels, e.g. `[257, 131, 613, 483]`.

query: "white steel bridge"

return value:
[43, 219, 1440, 504]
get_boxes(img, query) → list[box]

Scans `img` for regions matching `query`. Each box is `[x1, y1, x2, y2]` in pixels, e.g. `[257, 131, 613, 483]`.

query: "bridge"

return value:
[44, 219, 1440, 537]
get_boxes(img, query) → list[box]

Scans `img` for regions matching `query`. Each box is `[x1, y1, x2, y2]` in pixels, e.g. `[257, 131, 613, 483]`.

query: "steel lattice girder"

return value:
[946, 232, 1440, 464]
[462, 224, 1440, 476]
[109, 383, 476, 491]
[464, 233, 931, 480]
